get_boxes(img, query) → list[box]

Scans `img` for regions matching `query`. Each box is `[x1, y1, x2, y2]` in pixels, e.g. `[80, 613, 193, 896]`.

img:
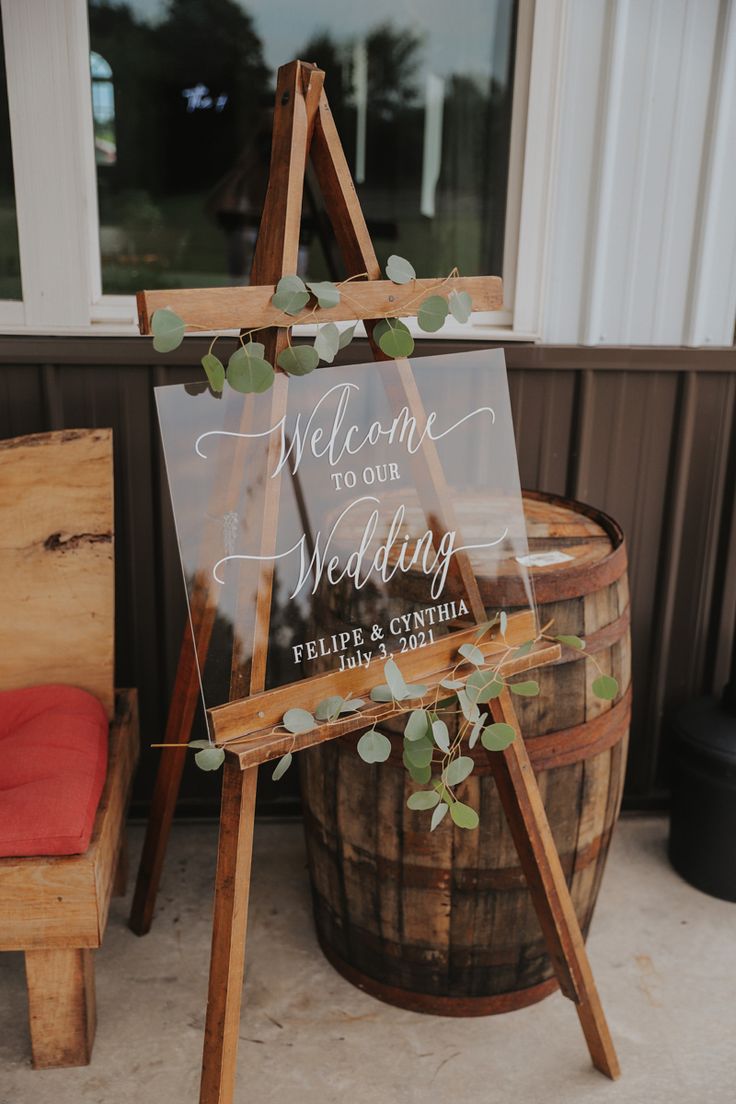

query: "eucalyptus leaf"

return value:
[417, 295, 449, 333]
[458, 642, 485, 667]
[338, 323, 357, 349]
[444, 756, 474, 786]
[457, 688, 481, 723]
[431, 802, 449, 830]
[339, 698, 366, 713]
[407, 789, 440, 811]
[592, 674, 619, 700]
[306, 280, 341, 308]
[385, 254, 416, 284]
[474, 617, 498, 640]
[277, 344, 320, 376]
[384, 658, 409, 700]
[448, 288, 472, 324]
[510, 680, 540, 697]
[283, 707, 316, 734]
[370, 683, 393, 703]
[515, 640, 534, 656]
[556, 634, 585, 650]
[440, 677, 465, 689]
[151, 308, 185, 353]
[431, 718, 450, 752]
[272, 751, 292, 781]
[466, 669, 504, 704]
[468, 716, 484, 749]
[450, 801, 479, 830]
[433, 778, 453, 804]
[481, 722, 516, 751]
[201, 353, 225, 393]
[315, 695, 344, 721]
[405, 683, 428, 699]
[357, 728, 392, 764]
[500, 611, 508, 637]
[405, 708, 429, 742]
[272, 274, 309, 315]
[194, 746, 225, 772]
[188, 740, 210, 749]
[314, 321, 340, 364]
[404, 740, 433, 769]
[227, 346, 274, 394]
[403, 752, 432, 784]
[374, 318, 414, 358]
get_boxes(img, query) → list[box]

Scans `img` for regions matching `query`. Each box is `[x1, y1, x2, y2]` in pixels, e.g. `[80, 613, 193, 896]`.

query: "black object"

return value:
[668, 685, 736, 901]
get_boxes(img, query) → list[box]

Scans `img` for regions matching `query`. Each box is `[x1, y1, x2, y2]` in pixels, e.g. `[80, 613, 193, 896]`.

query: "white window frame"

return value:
[0, 0, 566, 339]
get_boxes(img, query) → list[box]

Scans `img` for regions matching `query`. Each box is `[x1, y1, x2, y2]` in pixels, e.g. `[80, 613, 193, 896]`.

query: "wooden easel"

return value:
[132, 61, 620, 1104]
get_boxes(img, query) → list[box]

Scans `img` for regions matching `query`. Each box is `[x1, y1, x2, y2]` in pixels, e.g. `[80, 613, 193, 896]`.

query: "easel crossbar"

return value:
[210, 639, 561, 769]
[210, 608, 536, 745]
[137, 275, 502, 336]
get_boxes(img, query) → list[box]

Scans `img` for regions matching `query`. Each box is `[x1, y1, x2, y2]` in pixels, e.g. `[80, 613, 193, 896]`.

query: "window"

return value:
[87, 0, 518, 295]
[0, 0, 554, 336]
[0, 16, 20, 301]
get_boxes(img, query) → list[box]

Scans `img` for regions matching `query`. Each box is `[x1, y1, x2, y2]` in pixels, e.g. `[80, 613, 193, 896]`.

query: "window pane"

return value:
[88, 1, 517, 293]
[0, 17, 22, 300]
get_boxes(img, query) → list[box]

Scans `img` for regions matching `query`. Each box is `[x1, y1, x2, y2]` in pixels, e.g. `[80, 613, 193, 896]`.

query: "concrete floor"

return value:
[1, 816, 734, 1104]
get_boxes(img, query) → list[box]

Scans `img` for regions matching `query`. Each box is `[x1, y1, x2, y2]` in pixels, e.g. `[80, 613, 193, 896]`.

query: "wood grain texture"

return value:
[136, 276, 503, 336]
[489, 691, 620, 1078]
[0, 689, 139, 951]
[199, 761, 257, 1104]
[310, 90, 382, 279]
[0, 428, 114, 717]
[24, 947, 96, 1068]
[129, 586, 216, 935]
[199, 59, 323, 1104]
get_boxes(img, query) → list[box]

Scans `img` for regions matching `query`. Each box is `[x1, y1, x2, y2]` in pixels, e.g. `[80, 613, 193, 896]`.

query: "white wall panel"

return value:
[537, 0, 735, 346]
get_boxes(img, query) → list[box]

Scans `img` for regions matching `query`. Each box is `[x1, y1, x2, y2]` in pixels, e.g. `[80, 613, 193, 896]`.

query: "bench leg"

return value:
[24, 948, 96, 1068]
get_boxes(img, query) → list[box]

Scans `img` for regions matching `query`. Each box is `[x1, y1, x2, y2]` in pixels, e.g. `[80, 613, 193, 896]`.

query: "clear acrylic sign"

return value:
[156, 348, 537, 714]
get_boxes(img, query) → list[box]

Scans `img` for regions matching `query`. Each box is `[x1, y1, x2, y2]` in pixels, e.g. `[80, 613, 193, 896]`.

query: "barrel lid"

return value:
[670, 697, 736, 767]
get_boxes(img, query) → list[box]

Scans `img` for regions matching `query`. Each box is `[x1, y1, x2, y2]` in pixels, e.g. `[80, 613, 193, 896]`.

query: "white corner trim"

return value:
[510, 0, 568, 337]
[0, 300, 24, 328]
[2, 0, 101, 328]
[501, 0, 533, 316]
[684, 0, 736, 346]
[579, 0, 631, 346]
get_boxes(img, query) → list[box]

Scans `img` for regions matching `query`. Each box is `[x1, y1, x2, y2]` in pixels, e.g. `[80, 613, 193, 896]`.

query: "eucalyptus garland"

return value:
[149, 259, 620, 826]
[148, 254, 474, 390]
[192, 615, 619, 833]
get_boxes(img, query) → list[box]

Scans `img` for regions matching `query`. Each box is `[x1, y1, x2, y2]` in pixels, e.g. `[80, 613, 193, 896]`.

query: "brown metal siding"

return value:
[1, 337, 734, 814]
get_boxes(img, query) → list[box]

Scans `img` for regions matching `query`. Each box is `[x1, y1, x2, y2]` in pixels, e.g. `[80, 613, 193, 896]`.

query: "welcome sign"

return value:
[156, 348, 537, 713]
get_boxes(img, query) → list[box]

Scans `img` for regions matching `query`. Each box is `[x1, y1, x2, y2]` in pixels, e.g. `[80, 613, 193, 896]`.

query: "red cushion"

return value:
[0, 685, 108, 857]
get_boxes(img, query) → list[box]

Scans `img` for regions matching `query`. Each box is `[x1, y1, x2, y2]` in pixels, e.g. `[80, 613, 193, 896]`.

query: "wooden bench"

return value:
[0, 428, 139, 1068]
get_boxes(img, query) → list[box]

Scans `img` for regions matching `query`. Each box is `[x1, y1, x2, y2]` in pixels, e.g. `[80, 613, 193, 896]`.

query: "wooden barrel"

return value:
[299, 491, 631, 1014]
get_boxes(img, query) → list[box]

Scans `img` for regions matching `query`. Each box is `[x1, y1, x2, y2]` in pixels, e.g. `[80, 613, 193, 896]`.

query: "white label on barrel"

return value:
[515, 550, 574, 567]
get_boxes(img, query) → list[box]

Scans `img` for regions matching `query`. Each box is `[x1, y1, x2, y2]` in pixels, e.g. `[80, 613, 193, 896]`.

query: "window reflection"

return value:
[91, 51, 117, 165]
[88, 0, 517, 293]
[0, 18, 21, 300]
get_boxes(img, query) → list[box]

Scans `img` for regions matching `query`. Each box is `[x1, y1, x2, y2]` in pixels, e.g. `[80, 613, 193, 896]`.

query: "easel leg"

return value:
[200, 759, 258, 1104]
[489, 689, 621, 1080]
[129, 618, 204, 935]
